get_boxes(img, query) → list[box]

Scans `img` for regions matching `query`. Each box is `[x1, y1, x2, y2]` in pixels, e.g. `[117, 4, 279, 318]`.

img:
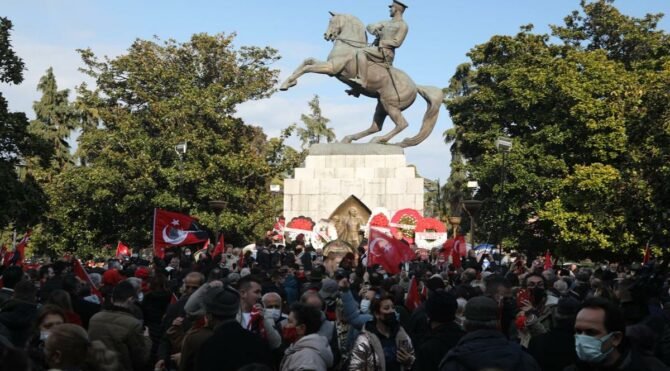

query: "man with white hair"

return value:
[262, 292, 286, 326]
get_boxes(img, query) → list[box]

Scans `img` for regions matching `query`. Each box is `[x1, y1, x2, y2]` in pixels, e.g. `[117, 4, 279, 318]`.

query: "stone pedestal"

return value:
[283, 143, 424, 221]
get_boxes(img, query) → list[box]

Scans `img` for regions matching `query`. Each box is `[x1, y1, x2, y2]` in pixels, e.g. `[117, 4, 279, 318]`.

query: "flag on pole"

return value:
[115, 241, 131, 259]
[368, 228, 415, 275]
[405, 276, 421, 312]
[443, 235, 466, 269]
[544, 250, 553, 271]
[3, 231, 30, 267]
[153, 208, 209, 258]
[212, 234, 225, 258]
[73, 258, 102, 299]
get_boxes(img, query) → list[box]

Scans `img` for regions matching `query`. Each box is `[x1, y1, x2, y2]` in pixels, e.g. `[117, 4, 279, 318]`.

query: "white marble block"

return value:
[283, 144, 424, 221]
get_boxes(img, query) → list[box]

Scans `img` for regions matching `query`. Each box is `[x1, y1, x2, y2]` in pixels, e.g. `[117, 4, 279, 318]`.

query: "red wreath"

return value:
[287, 216, 315, 232]
[390, 209, 422, 244]
[370, 213, 390, 227]
[415, 218, 446, 233]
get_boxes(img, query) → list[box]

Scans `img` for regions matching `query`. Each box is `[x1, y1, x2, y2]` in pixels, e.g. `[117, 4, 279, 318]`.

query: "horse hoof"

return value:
[341, 136, 353, 143]
[369, 136, 387, 144]
[279, 80, 297, 91]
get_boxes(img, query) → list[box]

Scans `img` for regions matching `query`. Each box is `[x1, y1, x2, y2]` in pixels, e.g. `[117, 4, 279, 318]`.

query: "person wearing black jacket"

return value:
[527, 297, 579, 371]
[414, 291, 464, 371]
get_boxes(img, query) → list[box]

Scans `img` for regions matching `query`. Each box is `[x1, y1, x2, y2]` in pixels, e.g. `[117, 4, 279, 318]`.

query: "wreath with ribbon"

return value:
[414, 218, 448, 250]
[286, 216, 315, 242]
[310, 219, 338, 251]
[390, 209, 422, 244]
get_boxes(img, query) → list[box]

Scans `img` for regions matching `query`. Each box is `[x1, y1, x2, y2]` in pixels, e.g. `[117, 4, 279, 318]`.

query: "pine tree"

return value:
[295, 95, 335, 149]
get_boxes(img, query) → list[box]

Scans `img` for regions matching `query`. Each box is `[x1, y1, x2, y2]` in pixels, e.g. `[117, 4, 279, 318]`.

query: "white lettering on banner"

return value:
[388, 222, 417, 230]
[414, 232, 447, 240]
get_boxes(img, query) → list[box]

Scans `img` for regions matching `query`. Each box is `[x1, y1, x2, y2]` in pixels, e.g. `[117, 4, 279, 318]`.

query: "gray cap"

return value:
[204, 286, 240, 318]
[464, 296, 498, 322]
[319, 279, 338, 299]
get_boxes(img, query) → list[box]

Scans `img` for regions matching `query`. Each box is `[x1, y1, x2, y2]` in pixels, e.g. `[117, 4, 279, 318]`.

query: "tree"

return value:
[28, 67, 78, 180]
[0, 17, 48, 231]
[295, 95, 335, 149]
[32, 34, 301, 256]
[445, 0, 670, 259]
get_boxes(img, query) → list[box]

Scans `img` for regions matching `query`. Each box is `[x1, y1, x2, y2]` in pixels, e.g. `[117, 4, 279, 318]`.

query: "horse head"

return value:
[324, 12, 367, 44]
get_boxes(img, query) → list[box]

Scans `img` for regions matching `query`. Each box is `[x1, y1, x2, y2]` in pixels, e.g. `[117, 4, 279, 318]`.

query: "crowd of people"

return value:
[1, 239, 670, 371]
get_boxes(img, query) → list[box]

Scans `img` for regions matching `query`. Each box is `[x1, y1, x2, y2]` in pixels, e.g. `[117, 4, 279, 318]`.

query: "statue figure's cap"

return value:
[390, 0, 408, 9]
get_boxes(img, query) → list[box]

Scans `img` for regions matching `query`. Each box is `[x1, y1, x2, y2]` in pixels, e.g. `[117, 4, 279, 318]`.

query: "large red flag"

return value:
[153, 208, 209, 258]
[405, 276, 421, 312]
[212, 234, 225, 258]
[72, 258, 102, 299]
[115, 241, 131, 259]
[443, 235, 466, 269]
[544, 250, 553, 271]
[368, 228, 415, 275]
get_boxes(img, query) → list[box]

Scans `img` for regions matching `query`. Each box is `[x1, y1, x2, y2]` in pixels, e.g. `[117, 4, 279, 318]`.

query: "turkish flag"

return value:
[443, 235, 466, 269]
[405, 276, 421, 312]
[153, 208, 208, 258]
[73, 258, 102, 299]
[212, 234, 225, 258]
[4, 231, 30, 267]
[544, 250, 553, 271]
[115, 241, 131, 258]
[368, 228, 415, 275]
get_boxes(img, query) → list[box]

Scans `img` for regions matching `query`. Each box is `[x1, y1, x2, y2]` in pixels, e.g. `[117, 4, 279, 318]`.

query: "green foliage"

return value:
[446, 1, 670, 259]
[0, 17, 49, 231]
[295, 95, 335, 149]
[33, 33, 300, 256]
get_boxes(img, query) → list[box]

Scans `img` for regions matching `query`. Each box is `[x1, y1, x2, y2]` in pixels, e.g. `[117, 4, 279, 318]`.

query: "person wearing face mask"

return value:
[88, 281, 151, 371]
[564, 297, 668, 371]
[299, 291, 342, 368]
[349, 294, 415, 371]
[25, 304, 65, 371]
[518, 273, 555, 347]
[280, 303, 334, 371]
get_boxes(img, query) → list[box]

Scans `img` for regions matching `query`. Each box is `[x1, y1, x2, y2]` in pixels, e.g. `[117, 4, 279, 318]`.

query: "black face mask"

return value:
[381, 313, 398, 327]
[531, 287, 546, 306]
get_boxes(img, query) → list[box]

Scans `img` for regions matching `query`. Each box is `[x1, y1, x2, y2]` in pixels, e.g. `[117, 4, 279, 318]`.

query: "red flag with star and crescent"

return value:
[153, 209, 208, 258]
[368, 227, 415, 275]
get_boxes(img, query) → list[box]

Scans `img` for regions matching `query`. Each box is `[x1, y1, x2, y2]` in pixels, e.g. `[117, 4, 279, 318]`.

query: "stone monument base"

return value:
[283, 143, 424, 221]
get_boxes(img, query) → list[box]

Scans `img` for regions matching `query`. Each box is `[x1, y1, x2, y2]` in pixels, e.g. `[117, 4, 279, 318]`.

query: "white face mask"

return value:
[40, 331, 50, 341]
[360, 299, 371, 314]
[575, 333, 615, 363]
[137, 292, 144, 302]
[264, 308, 282, 321]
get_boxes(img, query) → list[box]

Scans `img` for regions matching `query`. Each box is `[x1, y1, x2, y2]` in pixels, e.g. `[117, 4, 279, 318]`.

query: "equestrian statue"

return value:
[280, 1, 445, 148]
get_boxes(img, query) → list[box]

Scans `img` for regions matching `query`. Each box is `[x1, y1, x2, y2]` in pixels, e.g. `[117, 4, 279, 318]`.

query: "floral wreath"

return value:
[286, 216, 315, 242]
[390, 209, 422, 244]
[365, 207, 391, 238]
[414, 218, 448, 250]
[310, 219, 338, 251]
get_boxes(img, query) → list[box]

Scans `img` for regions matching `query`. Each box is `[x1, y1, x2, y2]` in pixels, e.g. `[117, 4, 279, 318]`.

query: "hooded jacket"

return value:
[439, 329, 541, 371]
[280, 333, 334, 371]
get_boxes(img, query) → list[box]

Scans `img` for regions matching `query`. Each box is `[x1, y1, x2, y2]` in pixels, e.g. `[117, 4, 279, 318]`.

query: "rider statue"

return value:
[350, 0, 409, 90]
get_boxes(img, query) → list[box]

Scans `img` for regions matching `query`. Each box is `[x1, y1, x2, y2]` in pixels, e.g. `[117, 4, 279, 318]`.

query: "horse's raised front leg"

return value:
[342, 101, 387, 143]
[369, 104, 408, 144]
[280, 58, 332, 91]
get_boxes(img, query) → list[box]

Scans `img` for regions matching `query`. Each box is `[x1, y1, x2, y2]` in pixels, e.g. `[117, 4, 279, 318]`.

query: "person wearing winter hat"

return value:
[195, 285, 274, 371]
[414, 291, 464, 371]
[439, 296, 541, 371]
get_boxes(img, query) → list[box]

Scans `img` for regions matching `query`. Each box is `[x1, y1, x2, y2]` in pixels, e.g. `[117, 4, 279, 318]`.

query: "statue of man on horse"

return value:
[350, 0, 409, 90]
[280, 2, 445, 148]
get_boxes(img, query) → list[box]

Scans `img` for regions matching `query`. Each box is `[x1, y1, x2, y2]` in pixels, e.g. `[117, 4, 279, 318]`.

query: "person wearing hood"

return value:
[439, 296, 541, 371]
[414, 291, 464, 371]
[349, 294, 415, 371]
[280, 303, 334, 371]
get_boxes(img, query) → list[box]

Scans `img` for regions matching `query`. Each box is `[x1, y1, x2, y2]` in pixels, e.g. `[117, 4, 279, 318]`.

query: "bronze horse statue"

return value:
[280, 13, 445, 148]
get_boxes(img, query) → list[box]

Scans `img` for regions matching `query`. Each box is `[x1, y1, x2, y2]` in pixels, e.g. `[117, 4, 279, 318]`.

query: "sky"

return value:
[2, 0, 669, 181]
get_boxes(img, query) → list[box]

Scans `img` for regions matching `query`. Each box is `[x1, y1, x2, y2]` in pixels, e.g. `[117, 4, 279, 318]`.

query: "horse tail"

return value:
[396, 85, 445, 148]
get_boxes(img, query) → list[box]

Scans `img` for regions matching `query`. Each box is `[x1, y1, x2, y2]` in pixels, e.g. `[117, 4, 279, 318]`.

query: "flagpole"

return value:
[152, 208, 157, 258]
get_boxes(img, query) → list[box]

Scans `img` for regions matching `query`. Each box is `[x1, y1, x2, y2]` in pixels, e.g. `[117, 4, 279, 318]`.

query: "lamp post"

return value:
[495, 137, 512, 255]
[462, 180, 482, 248]
[175, 141, 187, 211]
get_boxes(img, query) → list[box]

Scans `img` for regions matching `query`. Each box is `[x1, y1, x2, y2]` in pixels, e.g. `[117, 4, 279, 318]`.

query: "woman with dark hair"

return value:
[26, 305, 66, 371]
[349, 294, 415, 371]
[46, 289, 83, 326]
[44, 323, 119, 371]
